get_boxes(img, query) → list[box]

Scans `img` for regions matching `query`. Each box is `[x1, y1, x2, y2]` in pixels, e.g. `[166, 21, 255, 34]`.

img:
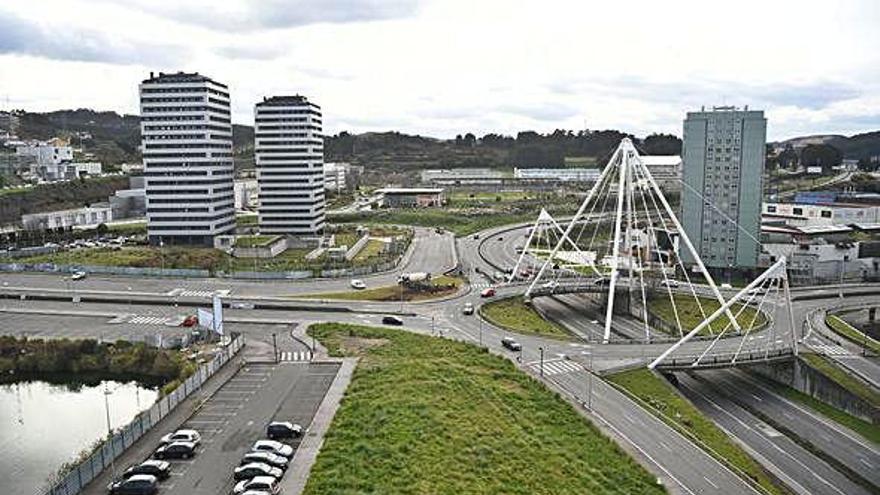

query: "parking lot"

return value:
[159, 361, 339, 494]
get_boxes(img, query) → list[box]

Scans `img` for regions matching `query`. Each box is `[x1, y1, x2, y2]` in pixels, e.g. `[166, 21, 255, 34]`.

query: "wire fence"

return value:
[38, 335, 244, 495]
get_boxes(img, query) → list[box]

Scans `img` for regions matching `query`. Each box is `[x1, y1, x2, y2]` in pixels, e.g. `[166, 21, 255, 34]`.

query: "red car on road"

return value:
[181, 315, 198, 327]
[480, 288, 496, 298]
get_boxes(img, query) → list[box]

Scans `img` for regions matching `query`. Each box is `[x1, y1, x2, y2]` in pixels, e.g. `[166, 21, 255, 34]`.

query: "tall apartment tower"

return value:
[139, 72, 235, 246]
[681, 106, 766, 270]
[254, 95, 325, 235]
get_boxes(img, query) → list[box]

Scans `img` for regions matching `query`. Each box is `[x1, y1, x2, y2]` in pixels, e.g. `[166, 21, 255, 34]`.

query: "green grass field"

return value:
[302, 275, 462, 302]
[607, 369, 783, 495]
[648, 294, 767, 336]
[825, 314, 880, 355]
[480, 296, 573, 339]
[303, 323, 667, 495]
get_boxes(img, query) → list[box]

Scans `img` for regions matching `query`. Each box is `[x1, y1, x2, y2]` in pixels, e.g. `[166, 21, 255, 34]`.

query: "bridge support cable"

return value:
[631, 162, 706, 339]
[525, 146, 620, 297]
[648, 258, 789, 370]
[638, 157, 743, 335]
[699, 278, 775, 367]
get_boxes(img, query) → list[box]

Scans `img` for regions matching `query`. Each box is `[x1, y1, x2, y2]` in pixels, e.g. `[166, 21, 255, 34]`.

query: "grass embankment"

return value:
[8, 225, 411, 273]
[0, 336, 196, 396]
[234, 235, 280, 248]
[607, 368, 784, 495]
[800, 352, 880, 408]
[648, 294, 767, 336]
[480, 296, 573, 339]
[302, 275, 462, 302]
[757, 377, 880, 444]
[825, 314, 880, 354]
[303, 323, 666, 495]
[352, 239, 385, 262]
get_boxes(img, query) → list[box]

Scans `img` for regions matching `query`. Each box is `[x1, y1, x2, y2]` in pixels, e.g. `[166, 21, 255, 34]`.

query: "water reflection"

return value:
[0, 379, 157, 495]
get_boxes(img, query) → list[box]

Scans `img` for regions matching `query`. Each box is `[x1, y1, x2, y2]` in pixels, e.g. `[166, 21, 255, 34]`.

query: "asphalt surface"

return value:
[161, 362, 339, 495]
[675, 372, 872, 495]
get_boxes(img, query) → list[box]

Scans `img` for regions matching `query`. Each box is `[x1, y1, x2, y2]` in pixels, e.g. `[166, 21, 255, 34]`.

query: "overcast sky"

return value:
[1, 0, 878, 141]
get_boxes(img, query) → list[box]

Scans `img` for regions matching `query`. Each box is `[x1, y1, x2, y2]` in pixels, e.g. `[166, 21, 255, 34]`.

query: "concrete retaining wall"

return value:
[747, 358, 879, 423]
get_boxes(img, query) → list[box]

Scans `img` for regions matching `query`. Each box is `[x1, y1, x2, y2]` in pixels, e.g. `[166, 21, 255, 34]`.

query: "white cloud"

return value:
[0, 0, 878, 140]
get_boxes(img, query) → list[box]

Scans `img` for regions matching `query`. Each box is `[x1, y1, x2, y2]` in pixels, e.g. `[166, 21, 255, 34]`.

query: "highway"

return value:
[675, 372, 872, 495]
[690, 369, 880, 490]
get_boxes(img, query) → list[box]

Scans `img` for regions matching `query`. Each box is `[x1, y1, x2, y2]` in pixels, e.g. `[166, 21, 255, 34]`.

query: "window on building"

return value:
[821, 210, 832, 218]
[793, 207, 803, 216]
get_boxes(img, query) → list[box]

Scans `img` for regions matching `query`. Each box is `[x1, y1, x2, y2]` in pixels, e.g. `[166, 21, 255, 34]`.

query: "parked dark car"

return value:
[153, 441, 196, 460]
[267, 421, 303, 440]
[501, 337, 522, 351]
[382, 315, 403, 326]
[240, 451, 289, 471]
[122, 460, 170, 480]
[107, 474, 158, 495]
[233, 462, 283, 481]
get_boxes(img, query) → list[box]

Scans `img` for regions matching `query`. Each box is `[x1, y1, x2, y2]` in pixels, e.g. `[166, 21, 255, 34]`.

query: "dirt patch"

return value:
[339, 336, 390, 356]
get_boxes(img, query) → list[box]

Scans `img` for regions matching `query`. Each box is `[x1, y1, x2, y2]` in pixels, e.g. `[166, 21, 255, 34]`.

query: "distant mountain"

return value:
[14, 109, 255, 168]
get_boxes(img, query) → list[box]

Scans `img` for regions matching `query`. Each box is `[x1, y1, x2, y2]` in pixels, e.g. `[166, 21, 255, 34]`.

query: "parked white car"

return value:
[159, 429, 201, 446]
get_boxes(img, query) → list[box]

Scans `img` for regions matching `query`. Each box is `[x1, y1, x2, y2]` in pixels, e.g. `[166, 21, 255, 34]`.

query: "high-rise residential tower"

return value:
[681, 106, 765, 271]
[139, 72, 235, 246]
[254, 95, 325, 235]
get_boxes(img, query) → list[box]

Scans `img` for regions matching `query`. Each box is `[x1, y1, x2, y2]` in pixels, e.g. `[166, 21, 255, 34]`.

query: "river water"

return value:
[0, 379, 158, 495]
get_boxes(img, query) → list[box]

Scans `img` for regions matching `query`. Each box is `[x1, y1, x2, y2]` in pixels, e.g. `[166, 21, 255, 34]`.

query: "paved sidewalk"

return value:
[281, 357, 357, 494]
[80, 354, 243, 495]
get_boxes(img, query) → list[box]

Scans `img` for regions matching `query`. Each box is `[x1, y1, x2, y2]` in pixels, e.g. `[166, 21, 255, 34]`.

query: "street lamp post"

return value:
[104, 385, 116, 479]
[479, 317, 483, 347]
[839, 258, 845, 298]
[272, 333, 278, 363]
[127, 287, 132, 310]
[539, 347, 544, 377]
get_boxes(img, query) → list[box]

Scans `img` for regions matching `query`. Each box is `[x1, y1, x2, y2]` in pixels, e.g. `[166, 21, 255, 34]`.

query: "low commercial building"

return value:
[379, 187, 445, 208]
[763, 202, 880, 227]
[22, 203, 113, 230]
[234, 179, 258, 210]
[421, 168, 505, 186]
[513, 168, 601, 182]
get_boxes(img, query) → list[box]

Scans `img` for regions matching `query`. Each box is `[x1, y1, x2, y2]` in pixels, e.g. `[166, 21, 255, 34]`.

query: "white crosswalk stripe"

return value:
[529, 359, 582, 375]
[166, 288, 232, 297]
[810, 343, 850, 356]
[279, 351, 311, 362]
[128, 316, 169, 325]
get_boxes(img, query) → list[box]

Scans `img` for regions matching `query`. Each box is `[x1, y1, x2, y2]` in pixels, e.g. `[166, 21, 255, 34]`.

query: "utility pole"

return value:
[272, 333, 278, 363]
[479, 317, 483, 347]
[839, 258, 845, 298]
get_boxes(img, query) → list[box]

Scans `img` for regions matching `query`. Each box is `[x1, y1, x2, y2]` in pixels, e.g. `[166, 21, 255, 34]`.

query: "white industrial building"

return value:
[641, 155, 682, 192]
[254, 95, 325, 235]
[234, 179, 258, 210]
[22, 204, 113, 230]
[139, 71, 236, 246]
